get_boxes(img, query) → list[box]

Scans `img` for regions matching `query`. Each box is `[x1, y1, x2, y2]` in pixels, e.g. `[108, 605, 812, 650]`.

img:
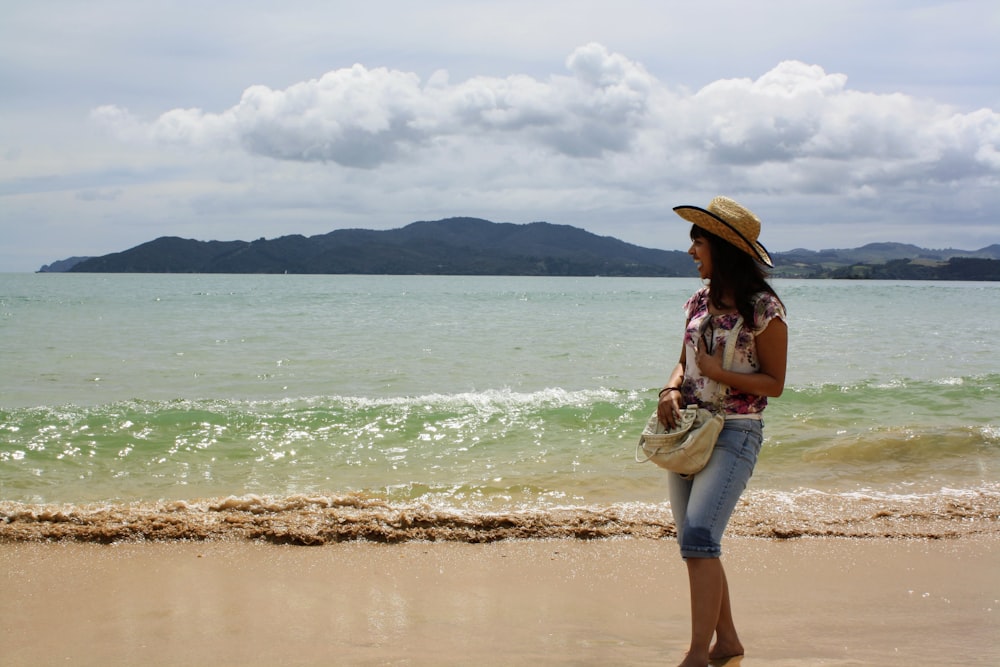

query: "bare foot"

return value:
[709, 656, 743, 666]
[708, 641, 743, 660]
[677, 651, 709, 667]
[709, 640, 744, 661]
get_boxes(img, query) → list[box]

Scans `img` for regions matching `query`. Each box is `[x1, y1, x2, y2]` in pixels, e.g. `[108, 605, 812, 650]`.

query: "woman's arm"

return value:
[695, 318, 787, 397]
[656, 347, 687, 428]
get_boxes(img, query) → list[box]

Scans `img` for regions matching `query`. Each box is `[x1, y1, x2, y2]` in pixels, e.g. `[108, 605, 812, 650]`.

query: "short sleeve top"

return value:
[681, 287, 786, 415]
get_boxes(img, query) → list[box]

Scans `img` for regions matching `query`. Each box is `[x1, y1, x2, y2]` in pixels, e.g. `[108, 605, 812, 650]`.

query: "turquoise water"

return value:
[1, 274, 998, 541]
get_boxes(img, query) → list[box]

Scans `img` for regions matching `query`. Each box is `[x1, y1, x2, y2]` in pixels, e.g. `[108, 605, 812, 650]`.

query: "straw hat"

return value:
[673, 196, 773, 267]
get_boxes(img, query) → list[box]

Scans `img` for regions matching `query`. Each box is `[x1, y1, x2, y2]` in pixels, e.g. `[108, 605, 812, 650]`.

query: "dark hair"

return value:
[690, 225, 784, 325]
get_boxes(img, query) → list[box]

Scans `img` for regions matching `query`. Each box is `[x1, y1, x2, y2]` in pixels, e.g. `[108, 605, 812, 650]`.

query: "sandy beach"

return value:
[1, 535, 997, 666]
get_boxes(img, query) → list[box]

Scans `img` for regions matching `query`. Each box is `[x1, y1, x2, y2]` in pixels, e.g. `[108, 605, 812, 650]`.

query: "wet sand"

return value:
[1, 536, 997, 666]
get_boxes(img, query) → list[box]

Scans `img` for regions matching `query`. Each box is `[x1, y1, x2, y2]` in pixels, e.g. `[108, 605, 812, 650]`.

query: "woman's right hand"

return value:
[657, 390, 684, 430]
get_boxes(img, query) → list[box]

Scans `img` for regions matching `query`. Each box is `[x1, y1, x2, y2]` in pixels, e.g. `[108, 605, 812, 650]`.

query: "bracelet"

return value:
[658, 386, 680, 398]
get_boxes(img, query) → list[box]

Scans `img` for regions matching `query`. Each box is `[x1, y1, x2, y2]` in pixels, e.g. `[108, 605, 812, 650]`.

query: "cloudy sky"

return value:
[2, 0, 998, 272]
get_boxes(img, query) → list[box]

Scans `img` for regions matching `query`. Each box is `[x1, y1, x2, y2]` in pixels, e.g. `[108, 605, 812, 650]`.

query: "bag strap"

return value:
[721, 315, 743, 371]
[710, 315, 743, 409]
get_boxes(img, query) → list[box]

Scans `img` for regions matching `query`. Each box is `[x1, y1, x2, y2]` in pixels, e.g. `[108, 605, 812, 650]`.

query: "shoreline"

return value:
[2, 535, 997, 666]
[2, 488, 998, 544]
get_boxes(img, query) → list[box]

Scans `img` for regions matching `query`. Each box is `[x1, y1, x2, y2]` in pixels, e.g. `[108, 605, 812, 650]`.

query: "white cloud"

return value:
[91, 44, 999, 203]
[93, 43, 660, 166]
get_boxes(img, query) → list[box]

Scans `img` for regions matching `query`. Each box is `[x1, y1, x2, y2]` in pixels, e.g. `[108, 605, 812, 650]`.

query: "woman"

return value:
[657, 196, 787, 667]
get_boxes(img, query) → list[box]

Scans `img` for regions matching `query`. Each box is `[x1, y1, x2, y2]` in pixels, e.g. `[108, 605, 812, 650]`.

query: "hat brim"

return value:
[673, 205, 773, 267]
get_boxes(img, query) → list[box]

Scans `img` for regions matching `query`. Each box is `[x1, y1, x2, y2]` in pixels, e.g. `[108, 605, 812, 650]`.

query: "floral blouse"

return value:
[680, 287, 786, 415]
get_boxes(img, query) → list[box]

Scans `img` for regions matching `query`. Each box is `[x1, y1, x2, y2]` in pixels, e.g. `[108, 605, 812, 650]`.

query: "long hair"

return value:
[690, 225, 784, 325]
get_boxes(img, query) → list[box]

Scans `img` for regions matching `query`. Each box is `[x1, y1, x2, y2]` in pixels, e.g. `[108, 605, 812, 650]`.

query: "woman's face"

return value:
[688, 234, 713, 280]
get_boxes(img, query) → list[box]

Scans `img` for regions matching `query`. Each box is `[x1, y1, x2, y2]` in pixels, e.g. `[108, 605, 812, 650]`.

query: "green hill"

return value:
[50, 218, 1000, 280]
[68, 217, 696, 277]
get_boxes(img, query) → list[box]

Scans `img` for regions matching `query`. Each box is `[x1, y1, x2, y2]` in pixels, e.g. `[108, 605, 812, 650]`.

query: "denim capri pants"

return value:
[668, 418, 763, 559]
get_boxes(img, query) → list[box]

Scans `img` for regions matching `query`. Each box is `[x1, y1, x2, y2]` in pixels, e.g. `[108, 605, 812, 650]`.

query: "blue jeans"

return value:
[668, 418, 763, 559]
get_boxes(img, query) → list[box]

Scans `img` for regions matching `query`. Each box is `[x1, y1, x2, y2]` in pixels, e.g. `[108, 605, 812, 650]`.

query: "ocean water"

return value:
[1, 274, 998, 543]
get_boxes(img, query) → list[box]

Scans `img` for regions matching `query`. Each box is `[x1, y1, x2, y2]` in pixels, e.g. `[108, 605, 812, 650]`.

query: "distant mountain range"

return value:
[39, 217, 1000, 280]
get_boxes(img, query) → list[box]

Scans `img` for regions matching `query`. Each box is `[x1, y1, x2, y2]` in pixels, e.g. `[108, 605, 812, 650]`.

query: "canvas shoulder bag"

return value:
[635, 315, 743, 476]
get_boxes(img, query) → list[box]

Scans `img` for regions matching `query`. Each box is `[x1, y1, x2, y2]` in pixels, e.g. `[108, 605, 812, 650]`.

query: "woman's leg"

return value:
[679, 557, 724, 666]
[670, 421, 761, 666]
[678, 559, 744, 666]
[710, 563, 744, 660]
